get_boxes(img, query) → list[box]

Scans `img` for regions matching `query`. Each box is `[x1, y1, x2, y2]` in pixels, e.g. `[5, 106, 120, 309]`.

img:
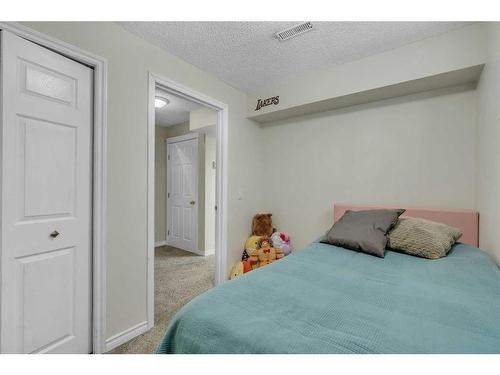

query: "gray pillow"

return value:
[321, 209, 405, 257]
[387, 217, 462, 259]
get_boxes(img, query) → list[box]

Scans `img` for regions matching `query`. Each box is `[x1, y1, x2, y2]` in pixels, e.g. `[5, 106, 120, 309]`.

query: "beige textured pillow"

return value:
[387, 217, 462, 259]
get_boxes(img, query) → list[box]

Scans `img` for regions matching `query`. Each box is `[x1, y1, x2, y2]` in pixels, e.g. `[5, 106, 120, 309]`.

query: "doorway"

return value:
[153, 83, 219, 340]
[146, 73, 228, 343]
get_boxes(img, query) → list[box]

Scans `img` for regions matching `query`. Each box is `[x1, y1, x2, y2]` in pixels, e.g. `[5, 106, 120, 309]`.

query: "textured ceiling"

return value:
[155, 88, 203, 127]
[120, 22, 472, 92]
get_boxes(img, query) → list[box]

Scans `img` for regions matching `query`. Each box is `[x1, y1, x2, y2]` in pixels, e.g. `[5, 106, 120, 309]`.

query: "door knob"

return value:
[50, 230, 60, 238]
[190, 201, 195, 205]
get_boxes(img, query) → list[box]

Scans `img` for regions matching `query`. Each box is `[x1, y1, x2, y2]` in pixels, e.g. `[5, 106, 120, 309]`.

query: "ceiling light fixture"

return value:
[155, 96, 169, 108]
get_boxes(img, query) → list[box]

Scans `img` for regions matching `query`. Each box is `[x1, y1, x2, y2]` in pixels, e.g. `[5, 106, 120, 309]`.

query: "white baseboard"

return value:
[184, 248, 203, 256]
[157, 241, 212, 256]
[105, 321, 150, 352]
[188, 248, 214, 256]
[204, 248, 215, 256]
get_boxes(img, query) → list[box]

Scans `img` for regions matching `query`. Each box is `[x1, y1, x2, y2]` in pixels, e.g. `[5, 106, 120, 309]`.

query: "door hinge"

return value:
[167, 154, 170, 160]
[167, 192, 170, 198]
[168, 230, 170, 236]
[215, 205, 217, 211]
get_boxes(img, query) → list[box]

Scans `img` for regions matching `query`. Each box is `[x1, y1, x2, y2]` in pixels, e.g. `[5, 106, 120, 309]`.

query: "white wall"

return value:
[476, 23, 500, 264]
[246, 22, 488, 253]
[21, 22, 264, 342]
[190, 107, 217, 130]
[260, 87, 478, 250]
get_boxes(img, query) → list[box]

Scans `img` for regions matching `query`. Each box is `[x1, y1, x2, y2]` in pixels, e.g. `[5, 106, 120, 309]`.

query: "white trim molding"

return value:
[165, 132, 200, 144]
[0, 22, 108, 354]
[105, 321, 148, 353]
[154, 240, 167, 248]
[147, 72, 229, 331]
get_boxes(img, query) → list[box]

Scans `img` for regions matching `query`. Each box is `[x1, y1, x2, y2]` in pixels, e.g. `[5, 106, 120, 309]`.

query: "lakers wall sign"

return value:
[255, 95, 279, 111]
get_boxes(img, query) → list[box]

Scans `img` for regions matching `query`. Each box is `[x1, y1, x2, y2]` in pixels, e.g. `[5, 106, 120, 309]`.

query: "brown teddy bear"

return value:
[249, 237, 284, 269]
[252, 213, 274, 237]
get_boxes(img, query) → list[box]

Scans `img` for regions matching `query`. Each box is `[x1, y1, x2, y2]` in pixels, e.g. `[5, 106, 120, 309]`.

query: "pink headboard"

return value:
[333, 203, 479, 247]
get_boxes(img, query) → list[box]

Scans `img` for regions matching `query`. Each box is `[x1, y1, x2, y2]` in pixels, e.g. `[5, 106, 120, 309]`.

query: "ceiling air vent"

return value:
[276, 22, 314, 41]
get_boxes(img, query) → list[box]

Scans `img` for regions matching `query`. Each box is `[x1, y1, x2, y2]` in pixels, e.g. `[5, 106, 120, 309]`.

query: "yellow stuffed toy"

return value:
[229, 262, 244, 280]
[245, 235, 262, 253]
[229, 260, 251, 280]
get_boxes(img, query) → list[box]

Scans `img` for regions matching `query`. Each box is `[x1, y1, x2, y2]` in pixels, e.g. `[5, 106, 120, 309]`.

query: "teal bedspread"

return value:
[157, 242, 500, 353]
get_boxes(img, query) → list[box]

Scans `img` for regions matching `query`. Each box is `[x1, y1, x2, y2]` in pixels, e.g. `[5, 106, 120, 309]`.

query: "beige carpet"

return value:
[109, 246, 215, 354]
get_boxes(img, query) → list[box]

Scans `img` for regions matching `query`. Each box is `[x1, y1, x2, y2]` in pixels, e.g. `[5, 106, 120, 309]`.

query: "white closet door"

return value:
[0, 30, 92, 353]
[167, 137, 198, 253]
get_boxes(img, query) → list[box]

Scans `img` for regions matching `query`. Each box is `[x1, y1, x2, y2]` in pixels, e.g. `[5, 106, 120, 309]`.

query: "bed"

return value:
[157, 204, 500, 354]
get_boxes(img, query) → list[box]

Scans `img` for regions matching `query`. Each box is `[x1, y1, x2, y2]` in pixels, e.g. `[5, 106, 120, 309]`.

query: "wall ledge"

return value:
[248, 64, 484, 124]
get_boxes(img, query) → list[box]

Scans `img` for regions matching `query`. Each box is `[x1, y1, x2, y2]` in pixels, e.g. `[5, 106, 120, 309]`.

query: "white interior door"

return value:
[167, 136, 198, 253]
[0, 30, 93, 353]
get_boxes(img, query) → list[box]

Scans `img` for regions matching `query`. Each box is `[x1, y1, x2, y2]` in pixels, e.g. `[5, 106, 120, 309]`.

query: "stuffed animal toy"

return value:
[252, 213, 274, 237]
[241, 249, 250, 261]
[239, 235, 262, 274]
[271, 231, 292, 256]
[249, 237, 284, 269]
[244, 235, 262, 254]
[242, 260, 251, 273]
[229, 260, 251, 280]
[229, 262, 244, 280]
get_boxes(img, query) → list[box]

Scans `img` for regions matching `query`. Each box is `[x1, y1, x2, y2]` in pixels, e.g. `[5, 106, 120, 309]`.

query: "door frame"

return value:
[0, 22, 108, 354]
[165, 132, 200, 254]
[148, 72, 228, 329]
